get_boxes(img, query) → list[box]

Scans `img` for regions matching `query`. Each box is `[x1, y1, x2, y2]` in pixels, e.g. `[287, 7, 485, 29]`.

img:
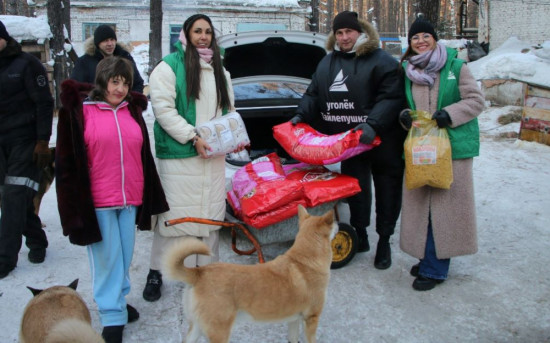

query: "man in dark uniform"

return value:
[71, 24, 144, 93]
[0, 20, 53, 278]
[292, 11, 406, 270]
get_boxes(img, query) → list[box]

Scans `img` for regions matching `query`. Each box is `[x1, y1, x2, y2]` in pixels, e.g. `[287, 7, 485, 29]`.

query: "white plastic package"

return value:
[195, 111, 250, 156]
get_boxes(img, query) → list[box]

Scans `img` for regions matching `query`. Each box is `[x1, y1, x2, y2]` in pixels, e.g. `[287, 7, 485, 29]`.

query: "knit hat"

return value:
[0, 21, 10, 41]
[94, 24, 117, 46]
[332, 11, 362, 34]
[408, 18, 438, 43]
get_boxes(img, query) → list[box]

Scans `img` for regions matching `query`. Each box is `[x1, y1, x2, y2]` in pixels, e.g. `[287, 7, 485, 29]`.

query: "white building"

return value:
[478, 0, 550, 50]
[32, 0, 311, 57]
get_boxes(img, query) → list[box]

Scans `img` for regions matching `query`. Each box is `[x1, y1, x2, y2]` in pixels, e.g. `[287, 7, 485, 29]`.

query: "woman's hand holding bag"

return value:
[404, 110, 453, 190]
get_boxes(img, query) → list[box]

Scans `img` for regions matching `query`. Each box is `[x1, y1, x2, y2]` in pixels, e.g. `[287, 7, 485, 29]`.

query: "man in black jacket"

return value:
[0, 20, 53, 278]
[71, 24, 144, 93]
[292, 11, 406, 270]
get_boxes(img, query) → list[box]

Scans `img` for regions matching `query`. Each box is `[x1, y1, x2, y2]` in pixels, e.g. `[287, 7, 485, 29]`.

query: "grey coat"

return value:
[399, 64, 485, 259]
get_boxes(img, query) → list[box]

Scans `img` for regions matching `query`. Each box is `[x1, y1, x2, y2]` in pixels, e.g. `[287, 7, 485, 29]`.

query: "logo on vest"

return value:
[448, 70, 456, 80]
[329, 69, 348, 92]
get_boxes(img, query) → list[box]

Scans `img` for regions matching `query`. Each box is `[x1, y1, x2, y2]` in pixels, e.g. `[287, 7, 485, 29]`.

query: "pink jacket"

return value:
[83, 100, 144, 208]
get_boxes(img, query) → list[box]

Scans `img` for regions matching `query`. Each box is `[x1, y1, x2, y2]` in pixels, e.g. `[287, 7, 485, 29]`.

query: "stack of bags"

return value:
[227, 153, 360, 228]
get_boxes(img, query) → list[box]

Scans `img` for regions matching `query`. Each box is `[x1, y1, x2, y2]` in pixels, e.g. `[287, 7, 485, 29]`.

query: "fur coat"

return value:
[399, 64, 485, 259]
[55, 79, 169, 246]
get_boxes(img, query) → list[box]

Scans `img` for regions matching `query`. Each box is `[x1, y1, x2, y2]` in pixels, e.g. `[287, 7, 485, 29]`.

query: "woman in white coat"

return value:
[143, 14, 237, 301]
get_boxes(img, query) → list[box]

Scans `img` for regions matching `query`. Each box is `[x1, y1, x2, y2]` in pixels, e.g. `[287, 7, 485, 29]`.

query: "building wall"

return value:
[479, 0, 550, 50]
[34, 1, 309, 57]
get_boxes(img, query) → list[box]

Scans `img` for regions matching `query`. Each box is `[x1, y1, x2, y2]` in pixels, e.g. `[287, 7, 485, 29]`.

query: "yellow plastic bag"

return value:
[404, 110, 453, 190]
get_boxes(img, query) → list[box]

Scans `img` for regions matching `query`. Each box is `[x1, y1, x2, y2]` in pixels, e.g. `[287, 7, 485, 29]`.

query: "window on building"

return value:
[82, 23, 116, 41]
[237, 23, 287, 32]
[169, 25, 182, 53]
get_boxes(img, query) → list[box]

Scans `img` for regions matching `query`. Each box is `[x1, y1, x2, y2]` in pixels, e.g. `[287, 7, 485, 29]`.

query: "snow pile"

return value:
[468, 36, 550, 86]
[477, 105, 522, 136]
[0, 15, 52, 43]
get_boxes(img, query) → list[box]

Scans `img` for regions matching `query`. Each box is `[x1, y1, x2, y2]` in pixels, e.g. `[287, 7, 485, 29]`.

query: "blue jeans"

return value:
[88, 206, 137, 326]
[418, 217, 449, 280]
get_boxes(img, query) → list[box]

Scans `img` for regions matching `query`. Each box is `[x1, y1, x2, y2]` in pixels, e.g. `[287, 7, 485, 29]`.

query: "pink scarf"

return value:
[405, 41, 447, 87]
[179, 29, 214, 64]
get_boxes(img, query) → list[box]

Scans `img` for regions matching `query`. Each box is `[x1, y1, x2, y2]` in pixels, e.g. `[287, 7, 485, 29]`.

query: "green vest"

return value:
[154, 41, 228, 159]
[404, 47, 480, 159]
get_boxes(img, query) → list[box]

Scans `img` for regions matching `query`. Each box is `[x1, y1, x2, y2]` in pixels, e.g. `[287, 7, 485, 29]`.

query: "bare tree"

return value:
[5, 0, 29, 15]
[309, 0, 320, 32]
[148, 0, 163, 76]
[372, 0, 380, 31]
[417, 0, 441, 28]
[47, 0, 72, 109]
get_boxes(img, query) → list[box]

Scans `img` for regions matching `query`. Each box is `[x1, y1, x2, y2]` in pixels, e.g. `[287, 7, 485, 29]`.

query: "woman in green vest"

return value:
[143, 14, 238, 301]
[398, 18, 485, 291]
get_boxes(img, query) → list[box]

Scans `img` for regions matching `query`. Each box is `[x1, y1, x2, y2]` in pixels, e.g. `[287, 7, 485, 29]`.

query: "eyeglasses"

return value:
[411, 33, 433, 42]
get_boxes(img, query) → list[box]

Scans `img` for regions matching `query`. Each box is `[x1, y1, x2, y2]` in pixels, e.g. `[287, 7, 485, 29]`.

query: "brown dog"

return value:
[164, 205, 338, 343]
[33, 147, 55, 219]
[19, 279, 104, 343]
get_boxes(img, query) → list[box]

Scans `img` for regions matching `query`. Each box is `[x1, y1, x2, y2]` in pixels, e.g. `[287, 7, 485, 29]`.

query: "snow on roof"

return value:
[0, 15, 52, 43]
[469, 37, 550, 88]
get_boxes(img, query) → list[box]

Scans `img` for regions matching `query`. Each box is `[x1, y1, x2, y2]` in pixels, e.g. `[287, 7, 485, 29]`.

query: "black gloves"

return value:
[399, 110, 412, 130]
[353, 123, 376, 145]
[33, 140, 51, 169]
[432, 109, 452, 128]
[290, 114, 303, 126]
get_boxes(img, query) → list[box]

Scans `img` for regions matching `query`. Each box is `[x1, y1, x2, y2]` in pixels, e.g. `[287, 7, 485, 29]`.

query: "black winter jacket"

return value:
[296, 19, 405, 146]
[0, 37, 53, 144]
[71, 38, 144, 93]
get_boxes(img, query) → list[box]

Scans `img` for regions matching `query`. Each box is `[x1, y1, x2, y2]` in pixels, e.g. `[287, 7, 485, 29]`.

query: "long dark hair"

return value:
[89, 56, 133, 102]
[182, 14, 231, 110]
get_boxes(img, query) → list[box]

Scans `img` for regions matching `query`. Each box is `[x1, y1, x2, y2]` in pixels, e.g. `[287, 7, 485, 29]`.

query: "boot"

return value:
[410, 263, 420, 277]
[28, 248, 46, 264]
[412, 276, 444, 291]
[127, 304, 139, 323]
[374, 235, 391, 270]
[143, 269, 162, 302]
[355, 227, 370, 253]
[102, 325, 124, 343]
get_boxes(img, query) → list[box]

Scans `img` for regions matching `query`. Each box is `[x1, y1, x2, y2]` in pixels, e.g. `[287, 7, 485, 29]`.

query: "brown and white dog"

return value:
[164, 204, 338, 343]
[19, 279, 104, 343]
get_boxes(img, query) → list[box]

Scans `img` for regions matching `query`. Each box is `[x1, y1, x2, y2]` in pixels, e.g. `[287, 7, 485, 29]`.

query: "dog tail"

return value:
[163, 238, 211, 285]
[45, 318, 104, 343]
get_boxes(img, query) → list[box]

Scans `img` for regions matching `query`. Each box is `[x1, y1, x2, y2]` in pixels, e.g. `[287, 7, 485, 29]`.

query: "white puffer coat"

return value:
[149, 58, 234, 237]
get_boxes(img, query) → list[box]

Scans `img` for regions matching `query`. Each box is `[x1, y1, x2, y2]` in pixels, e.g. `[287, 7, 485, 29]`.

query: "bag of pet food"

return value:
[241, 199, 308, 229]
[273, 122, 381, 165]
[404, 110, 453, 190]
[282, 163, 361, 207]
[231, 153, 303, 218]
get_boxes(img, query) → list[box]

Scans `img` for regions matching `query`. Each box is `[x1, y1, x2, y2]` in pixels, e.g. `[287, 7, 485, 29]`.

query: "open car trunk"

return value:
[219, 31, 328, 165]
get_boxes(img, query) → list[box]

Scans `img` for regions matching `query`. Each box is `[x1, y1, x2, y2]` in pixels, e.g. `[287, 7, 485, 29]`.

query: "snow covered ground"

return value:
[1, 104, 549, 343]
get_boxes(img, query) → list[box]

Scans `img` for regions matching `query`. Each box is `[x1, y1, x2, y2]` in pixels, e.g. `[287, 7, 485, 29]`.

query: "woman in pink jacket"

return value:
[56, 57, 168, 343]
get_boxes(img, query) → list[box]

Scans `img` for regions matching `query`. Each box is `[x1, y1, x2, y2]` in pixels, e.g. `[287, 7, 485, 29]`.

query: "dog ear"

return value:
[27, 286, 43, 297]
[68, 279, 79, 290]
[297, 204, 309, 220]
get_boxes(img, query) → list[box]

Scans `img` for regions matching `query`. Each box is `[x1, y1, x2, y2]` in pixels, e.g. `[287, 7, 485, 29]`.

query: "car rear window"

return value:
[233, 82, 308, 100]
